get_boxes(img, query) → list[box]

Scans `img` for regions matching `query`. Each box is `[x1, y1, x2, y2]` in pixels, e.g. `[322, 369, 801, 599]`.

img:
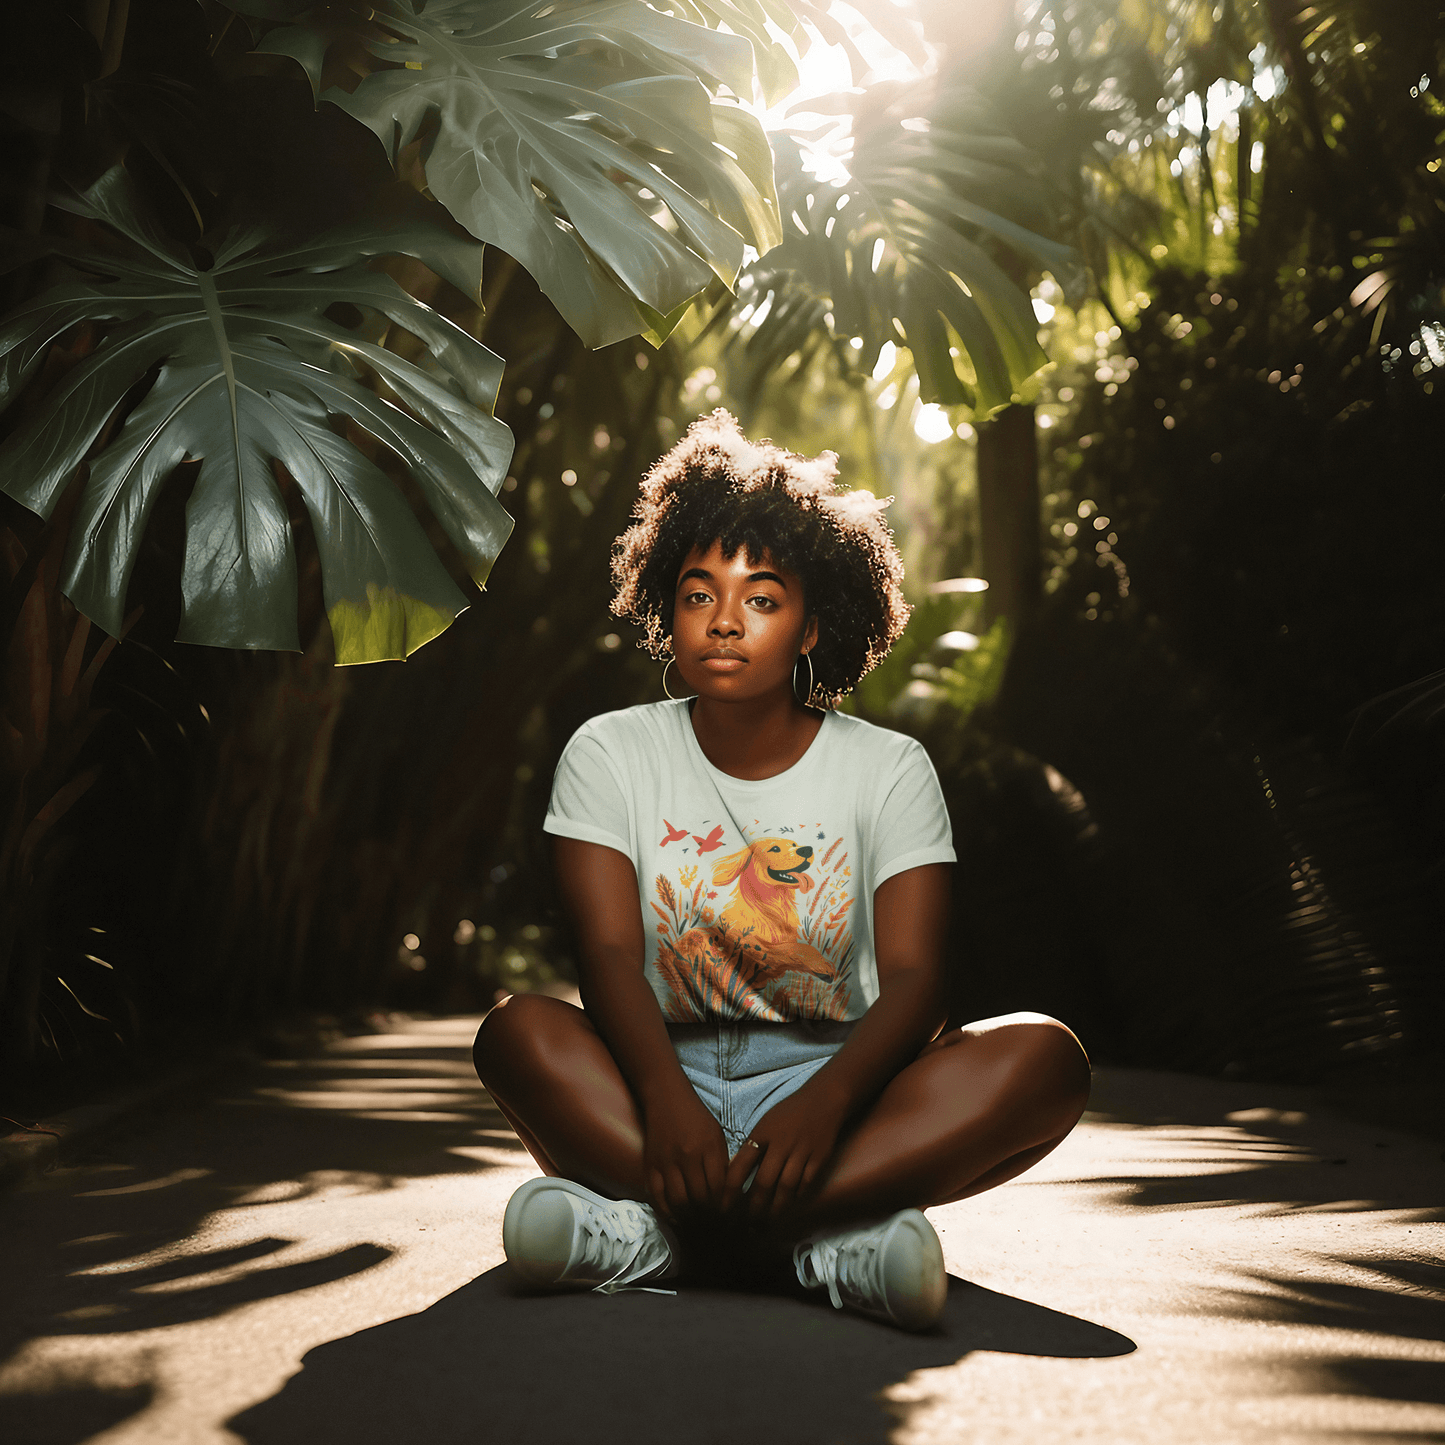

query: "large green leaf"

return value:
[232, 0, 781, 348]
[729, 83, 1082, 414]
[0, 168, 514, 663]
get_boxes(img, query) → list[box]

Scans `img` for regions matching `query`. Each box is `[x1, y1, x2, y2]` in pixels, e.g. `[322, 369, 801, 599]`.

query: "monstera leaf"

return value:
[649, 0, 925, 107]
[0, 168, 514, 663]
[733, 84, 1082, 414]
[236, 0, 782, 348]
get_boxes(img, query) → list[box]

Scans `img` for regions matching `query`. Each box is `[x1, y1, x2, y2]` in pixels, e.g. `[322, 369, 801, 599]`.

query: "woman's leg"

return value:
[476, 998, 1091, 1241]
[473, 993, 650, 1202]
[785, 1012, 1092, 1236]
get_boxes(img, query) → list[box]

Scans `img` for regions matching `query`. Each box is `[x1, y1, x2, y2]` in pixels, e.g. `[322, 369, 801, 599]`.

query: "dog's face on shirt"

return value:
[712, 837, 814, 894]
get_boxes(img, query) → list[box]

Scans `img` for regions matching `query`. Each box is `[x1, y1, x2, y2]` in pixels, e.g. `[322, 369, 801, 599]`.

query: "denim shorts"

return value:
[667, 1019, 855, 1158]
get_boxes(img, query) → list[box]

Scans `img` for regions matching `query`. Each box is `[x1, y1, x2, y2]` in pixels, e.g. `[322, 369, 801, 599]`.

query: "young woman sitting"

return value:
[473, 411, 1091, 1331]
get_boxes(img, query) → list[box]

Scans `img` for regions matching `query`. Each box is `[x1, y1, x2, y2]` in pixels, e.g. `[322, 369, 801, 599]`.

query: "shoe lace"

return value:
[800, 1231, 881, 1312]
[581, 1202, 675, 1296]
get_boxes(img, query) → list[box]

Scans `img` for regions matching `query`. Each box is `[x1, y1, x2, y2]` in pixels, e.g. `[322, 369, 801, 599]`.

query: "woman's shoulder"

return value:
[564, 699, 689, 756]
[822, 708, 931, 770]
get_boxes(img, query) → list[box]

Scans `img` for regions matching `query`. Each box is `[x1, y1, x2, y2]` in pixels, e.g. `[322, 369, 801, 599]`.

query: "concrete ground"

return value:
[1, 1015, 1442, 1445]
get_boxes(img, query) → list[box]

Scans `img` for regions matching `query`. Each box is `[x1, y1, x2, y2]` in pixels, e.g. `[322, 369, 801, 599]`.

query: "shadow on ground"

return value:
[227, 1267, 1134, 1445]
[7, 1042, 1444, 1443]
[1080, 1066, 1445, 1220]
[0, 1025, 516, 1444]
[0, 1366, 155, 1445]
[0, 1038, 515, 1349]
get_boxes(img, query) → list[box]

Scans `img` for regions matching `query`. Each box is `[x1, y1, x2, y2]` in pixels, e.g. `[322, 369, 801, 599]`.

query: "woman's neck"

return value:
[688, 689, 823, 781]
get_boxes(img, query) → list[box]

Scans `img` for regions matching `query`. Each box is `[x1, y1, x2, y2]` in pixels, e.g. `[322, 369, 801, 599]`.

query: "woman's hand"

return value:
[722, 1078, 851, 1223]
[641, 1085, 732, 1225]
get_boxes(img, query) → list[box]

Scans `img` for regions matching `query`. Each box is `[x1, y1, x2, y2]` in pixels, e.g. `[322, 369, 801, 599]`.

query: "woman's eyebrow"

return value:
[677, 566, 786, 587]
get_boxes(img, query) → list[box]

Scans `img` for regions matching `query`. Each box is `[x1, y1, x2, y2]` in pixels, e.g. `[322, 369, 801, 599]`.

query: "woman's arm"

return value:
[552, 835, 731, 1218]
[805, 861, 951, 1112]
[724, 862, 951, 1218]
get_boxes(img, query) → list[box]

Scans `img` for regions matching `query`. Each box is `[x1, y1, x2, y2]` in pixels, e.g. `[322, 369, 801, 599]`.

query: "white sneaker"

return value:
[502, 1177, 677, 1295]
[793, 1208, 947, 1331]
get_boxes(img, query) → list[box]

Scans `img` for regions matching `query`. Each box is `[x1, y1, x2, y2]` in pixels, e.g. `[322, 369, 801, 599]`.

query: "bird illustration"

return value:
[659, 820, 688, 847]
[693, 824, 726, 854]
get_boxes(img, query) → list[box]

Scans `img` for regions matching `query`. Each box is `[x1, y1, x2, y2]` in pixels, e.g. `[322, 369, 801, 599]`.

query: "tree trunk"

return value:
[976, 402, 1041, 631]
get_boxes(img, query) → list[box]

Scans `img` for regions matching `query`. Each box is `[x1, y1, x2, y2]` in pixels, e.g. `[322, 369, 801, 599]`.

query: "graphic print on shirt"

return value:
[649, 822, 855, 1021]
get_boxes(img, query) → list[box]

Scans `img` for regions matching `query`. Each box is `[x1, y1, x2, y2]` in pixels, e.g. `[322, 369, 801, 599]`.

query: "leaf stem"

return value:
[98, 0, 130, 80]
[196, 269, 246, 527]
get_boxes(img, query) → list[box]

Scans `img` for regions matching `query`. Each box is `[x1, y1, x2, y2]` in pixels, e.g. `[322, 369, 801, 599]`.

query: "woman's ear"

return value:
[803, 614, 819, 655]
[711, 846, 752, 886]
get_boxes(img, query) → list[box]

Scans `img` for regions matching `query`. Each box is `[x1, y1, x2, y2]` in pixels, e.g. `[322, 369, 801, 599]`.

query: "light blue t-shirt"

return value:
[543, 700, 955, 1024]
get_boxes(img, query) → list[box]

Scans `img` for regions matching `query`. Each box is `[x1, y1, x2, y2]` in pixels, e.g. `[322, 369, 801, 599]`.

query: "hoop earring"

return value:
[793, 649, 815, 707]
[662, 657, 680, 700]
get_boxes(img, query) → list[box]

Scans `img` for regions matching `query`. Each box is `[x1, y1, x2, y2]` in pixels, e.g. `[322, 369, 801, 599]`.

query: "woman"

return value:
[474, 411, 1090, 1331]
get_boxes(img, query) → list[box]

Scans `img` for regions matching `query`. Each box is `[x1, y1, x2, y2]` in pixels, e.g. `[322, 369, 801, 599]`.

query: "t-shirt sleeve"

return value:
[871, 739, 956, 887]
[543, 728, 633, 857]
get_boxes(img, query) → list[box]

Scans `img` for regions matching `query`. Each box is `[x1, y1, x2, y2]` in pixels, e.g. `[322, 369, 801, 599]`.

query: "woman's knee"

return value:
[472, 992, 574, 1088]
[965, 1012, 1092, 1107]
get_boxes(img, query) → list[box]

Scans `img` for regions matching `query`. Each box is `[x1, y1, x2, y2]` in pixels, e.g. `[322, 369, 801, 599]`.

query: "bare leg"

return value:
[473, 993, 649, 1201]
[785, 1013, 1092, 1235]
[474, 998, 1090, 1244]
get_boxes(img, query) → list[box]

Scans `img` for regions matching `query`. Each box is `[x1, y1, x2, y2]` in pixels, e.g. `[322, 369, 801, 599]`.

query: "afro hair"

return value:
[610, 410, 909, 707]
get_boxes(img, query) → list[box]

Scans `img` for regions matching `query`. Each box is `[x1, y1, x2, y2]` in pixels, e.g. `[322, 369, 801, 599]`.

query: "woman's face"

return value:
[671, 540, 818, 706]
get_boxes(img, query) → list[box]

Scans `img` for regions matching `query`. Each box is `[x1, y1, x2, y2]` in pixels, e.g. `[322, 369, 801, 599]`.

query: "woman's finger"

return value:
[683, 1156, 712, 1212]
[664, 1165, 691, 1218]
[748, 1148, 786, 1219]
[720, 1142, 756, 1211]
[701, 1144, 728, 1207]
[769, 1152, 808, 1220]
[647, 1167, 672, 1221]
[799, 1152, 826, 1199]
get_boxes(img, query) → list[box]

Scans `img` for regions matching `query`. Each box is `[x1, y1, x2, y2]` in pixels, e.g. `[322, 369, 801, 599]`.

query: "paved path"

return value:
[1, 1015, 1442, 1444]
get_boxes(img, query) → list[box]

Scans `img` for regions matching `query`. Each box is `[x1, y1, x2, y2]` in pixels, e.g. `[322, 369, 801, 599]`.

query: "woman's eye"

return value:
[748, 595, 777, 609]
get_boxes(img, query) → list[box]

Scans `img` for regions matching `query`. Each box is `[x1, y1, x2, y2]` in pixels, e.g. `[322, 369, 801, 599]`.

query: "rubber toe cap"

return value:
[502, 1181, 579, 1286]
[883, 1210, 947, 1331]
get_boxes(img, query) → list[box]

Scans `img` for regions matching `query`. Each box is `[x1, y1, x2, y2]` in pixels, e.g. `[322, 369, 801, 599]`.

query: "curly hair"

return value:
[610, 410, 909, 707]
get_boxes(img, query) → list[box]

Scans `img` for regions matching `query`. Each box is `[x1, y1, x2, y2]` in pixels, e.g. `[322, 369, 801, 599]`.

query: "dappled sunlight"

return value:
[79, 1167, 214, 1198]
[0, 1017, 538, 1443]
[248, 1045, 509, 1125]
[879, 1067, 1445, 1445]
[1046, 1068, 1445, 1225]
[7, 1032, 1443, 1444]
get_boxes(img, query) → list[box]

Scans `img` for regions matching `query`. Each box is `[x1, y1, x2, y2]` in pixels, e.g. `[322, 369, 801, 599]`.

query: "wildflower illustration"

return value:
[650, 821, 856, 1021]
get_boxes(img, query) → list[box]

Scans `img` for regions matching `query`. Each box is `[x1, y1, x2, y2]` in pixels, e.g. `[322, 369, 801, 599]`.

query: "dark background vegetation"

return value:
[2, 0, 1442, 1130]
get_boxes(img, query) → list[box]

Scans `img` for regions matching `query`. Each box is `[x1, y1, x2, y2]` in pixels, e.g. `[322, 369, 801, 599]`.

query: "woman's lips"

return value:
[700, 654, 746, 672]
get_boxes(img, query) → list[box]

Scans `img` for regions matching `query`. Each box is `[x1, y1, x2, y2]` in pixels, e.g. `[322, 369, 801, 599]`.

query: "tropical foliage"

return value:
[3, 0, 1442, 1108]
[0, 0, 1080, 1086]
[0, 0, 1071, 661]
[721, 80, 1083, 414]
[975, 0, 1445, 1075]
[238, 0, 785, 347]
[0, 169, 513, 659]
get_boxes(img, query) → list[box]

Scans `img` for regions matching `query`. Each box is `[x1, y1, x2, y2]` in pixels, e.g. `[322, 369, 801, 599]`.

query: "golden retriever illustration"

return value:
[663, 837, 835, 995]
